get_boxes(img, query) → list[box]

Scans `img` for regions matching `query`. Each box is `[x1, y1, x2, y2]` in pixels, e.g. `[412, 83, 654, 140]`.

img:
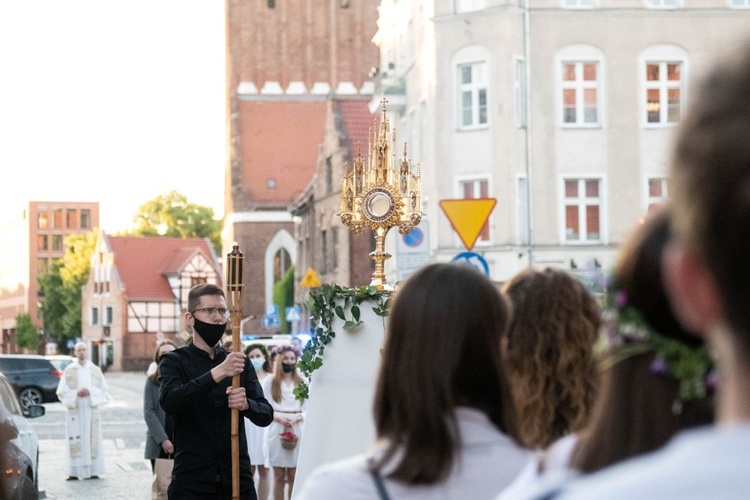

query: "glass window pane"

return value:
[667, 63, 681, 81]
[647, 89, 661, 123]
[586, 205, 600, 239]
[462, 183, 473, 198]
[565, 180, 578, 198]
[585, 180, 599, 197]
[565, 206, 580, 240]
[563, 89, 576, 123]
[563, 63, 576, 81]
[583, 63, 596, 81]
[461, 66, 472, 85]
[668, 88, 681, 122]
[583, 89, 597, 123]
[646, 63, 660, 81]
[649, 178, 663, 197]
[478, 89, 487, 124]
[563, 88, 577, 106]
[479, 180, 489, 198]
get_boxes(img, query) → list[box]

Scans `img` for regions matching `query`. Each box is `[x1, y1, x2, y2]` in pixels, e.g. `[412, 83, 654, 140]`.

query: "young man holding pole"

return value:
[160, 283, 273, 499]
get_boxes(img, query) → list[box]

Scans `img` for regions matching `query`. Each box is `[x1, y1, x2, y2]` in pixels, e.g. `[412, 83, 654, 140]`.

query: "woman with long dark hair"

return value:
[297, 263, 530, 499]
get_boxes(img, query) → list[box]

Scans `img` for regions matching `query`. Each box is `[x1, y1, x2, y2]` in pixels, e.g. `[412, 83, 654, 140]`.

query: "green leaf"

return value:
[351, 305, 360, 322]
[335, 306, 346, 320]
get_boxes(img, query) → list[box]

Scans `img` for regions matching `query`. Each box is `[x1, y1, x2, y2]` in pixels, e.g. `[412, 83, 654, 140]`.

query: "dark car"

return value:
[0, 355, 62, 410]
[0, 371, 45, 499]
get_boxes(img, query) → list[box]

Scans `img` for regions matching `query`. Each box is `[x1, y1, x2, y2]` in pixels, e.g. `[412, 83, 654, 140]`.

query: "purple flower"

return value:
[650, 356, 669, 375]
[615, 291, 628, 308]
[705, 370, 720, 390]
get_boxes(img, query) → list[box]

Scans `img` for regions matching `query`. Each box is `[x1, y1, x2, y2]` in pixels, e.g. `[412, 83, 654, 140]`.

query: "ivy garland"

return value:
[293, 284, 391, 401]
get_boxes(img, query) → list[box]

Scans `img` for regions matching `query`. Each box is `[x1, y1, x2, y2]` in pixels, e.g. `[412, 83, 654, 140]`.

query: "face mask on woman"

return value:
[251, 357, 266, 370]
[282, 362, 296, 373]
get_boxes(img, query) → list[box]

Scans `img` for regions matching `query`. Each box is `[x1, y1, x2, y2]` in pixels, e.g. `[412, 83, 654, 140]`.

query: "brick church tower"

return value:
[224, 0, 379, 333]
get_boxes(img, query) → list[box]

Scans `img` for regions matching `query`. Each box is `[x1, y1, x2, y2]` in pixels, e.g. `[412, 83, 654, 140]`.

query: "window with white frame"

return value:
[514, 57, 527, 128]
[91, 307, 99, 326]
[646, 176, 669, 214]
[562, 61, 599, 125]
[645, 0, 680, 8]
[562, 0, 597, 8]
[645, 61, 682, 124]
[460, 178, 491, 243]
[458, 62, 488, 128]
[563, 178, 602, 243]
[729, 0, 750, 8]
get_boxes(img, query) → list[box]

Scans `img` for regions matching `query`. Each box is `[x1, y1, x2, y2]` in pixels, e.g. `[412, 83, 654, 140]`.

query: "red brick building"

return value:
[224, 0, 379, 333]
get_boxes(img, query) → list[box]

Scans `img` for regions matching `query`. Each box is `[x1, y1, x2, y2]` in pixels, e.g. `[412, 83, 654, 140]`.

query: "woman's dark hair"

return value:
[372, 263, 518, 485]
[570, 210, 714, 473]
[245, 343, 271, 373]
[149, 339, 180, 385]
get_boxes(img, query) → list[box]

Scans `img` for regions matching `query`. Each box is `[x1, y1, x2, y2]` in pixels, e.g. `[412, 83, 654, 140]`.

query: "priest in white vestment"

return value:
[56, 341, 110, 480]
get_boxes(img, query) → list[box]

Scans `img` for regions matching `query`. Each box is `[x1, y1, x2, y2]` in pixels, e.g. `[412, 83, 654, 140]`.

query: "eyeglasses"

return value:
[191, 307, 231, 318]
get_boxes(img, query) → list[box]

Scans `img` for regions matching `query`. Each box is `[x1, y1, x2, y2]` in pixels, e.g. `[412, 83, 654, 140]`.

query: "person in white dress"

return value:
[56, 341, 110, 480]
[261, 346, 306, 500]
[244, 343, 273, 500]
[296, 263, 532, 500]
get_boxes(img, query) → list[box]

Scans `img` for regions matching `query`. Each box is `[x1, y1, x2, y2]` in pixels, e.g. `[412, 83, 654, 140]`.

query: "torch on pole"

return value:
[226, 244, 244, 500]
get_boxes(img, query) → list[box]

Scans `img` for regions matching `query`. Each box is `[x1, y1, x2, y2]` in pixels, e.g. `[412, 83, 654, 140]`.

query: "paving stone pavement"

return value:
[38, 438, 153, 499]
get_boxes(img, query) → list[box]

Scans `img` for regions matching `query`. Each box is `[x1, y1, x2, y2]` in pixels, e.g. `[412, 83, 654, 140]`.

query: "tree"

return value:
[129, 190, 222, 254]
[15, 314, 39, 351]
[38, 232, 97, 351]
[273, 266, 295, 335]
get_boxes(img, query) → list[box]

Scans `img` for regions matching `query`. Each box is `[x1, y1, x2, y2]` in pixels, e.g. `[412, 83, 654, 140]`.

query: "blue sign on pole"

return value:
[451, 251, 490, 277]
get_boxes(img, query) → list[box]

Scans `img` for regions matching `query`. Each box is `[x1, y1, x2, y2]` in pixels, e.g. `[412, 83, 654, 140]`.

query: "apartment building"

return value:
[372, 0, 750, 285]
[0, 201, 99, 352]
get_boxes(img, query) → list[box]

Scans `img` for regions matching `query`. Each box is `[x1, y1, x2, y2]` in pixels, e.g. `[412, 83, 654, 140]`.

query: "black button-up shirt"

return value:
[159, 342, 273, 495]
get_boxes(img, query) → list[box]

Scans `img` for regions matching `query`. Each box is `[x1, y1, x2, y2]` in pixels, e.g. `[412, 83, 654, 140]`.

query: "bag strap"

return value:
[367, 456, 391, 500]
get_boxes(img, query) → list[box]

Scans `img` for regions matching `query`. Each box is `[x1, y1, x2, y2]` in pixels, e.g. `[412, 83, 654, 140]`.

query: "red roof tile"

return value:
[107, 236, 219, 301]
[337, 98, 376, 160]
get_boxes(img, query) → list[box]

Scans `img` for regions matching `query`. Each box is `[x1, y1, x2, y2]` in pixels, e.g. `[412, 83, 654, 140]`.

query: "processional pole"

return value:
[226, 245, 244, 500]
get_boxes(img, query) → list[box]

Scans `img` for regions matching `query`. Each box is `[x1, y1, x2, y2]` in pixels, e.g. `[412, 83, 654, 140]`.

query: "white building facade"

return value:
[373, 0, 750, 285]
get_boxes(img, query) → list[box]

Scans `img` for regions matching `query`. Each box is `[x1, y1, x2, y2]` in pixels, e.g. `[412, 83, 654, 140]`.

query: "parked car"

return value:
[44, 355, 75, 373]
[0, 371, 45, 499]
[0, 355, 62, 410]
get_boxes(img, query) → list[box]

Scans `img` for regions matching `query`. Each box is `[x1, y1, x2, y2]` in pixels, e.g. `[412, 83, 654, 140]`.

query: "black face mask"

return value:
[192, 316, 227, 347]
[282, 363, 296, 373]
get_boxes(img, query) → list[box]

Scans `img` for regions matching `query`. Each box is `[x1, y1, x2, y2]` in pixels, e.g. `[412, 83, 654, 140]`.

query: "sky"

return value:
[0, 1, 226, 233]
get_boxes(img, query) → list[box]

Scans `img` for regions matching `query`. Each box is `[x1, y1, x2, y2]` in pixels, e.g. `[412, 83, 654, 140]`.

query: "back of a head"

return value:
[572, 211, 714, 474]
[372, 263, 515, 485]
[502, 267, 601, 449]
[669, 38, 750, 352]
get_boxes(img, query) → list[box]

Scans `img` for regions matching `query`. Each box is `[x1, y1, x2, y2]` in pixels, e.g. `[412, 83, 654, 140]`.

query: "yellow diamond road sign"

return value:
[439, 198, 497, 251]
[300, 267, 322, 288]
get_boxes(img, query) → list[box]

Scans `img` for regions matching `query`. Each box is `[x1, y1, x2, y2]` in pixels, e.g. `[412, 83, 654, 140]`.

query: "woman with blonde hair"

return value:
[501, 267, 601, 451]
[261, 346, 306, 500]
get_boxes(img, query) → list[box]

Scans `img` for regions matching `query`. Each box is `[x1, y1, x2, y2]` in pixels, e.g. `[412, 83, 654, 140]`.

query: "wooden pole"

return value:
[226, 245, 244, 500]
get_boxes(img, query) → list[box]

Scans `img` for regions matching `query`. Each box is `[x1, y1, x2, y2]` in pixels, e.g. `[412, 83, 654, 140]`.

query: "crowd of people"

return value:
[52, 37, 750, 500]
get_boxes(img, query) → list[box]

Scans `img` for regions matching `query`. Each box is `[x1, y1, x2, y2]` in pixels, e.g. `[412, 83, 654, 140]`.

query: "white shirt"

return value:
[498, 434, 580, 500]
[554, 423, 750, 499]
[296, 407, 532, 500]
